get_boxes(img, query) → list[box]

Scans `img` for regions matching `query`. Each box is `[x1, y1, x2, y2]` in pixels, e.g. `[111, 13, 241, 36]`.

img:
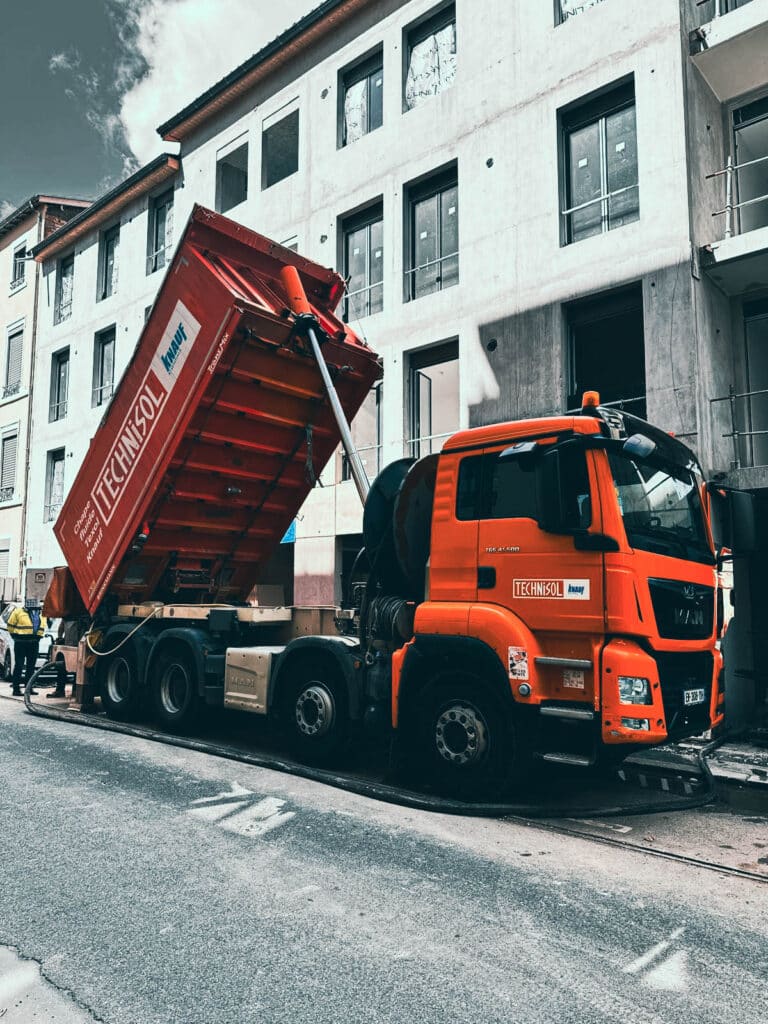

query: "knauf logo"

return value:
[161, 322, 187, 374]
[567, 583, 586, 597]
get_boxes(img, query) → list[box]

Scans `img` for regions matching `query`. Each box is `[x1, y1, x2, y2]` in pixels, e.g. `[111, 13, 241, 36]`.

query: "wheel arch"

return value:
[144, 627, 209, 697]
[98, 624, 152, 686]
[270, 636, 362, 719]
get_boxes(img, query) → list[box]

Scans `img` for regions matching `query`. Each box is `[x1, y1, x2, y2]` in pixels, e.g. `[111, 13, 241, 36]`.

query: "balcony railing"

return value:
[92, 382, 114, 407]
[49, 400, 68, 422]
[341, 443, 382, 482]
[711, 385, 768, 468]
[44, 502, 62, 523]
[707, 152, 768, 238]
[0, 487, 14, 503]
[565, 393, 647, 416]
[9, 273, 25, 292]
[343, 283, 383, 323]
[561, 184, 640, 240]
[404, 252, 459, 301]
[2, 381, 21, 400]
[54, 300, 72, 325]
[405, 430, 454, 459]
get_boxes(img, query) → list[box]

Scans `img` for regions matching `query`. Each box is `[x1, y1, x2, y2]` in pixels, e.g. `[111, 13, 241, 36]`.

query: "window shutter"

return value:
[6, 332, 22, 388]
[0, 540, 9, 576]
[1, 434, 18, 491]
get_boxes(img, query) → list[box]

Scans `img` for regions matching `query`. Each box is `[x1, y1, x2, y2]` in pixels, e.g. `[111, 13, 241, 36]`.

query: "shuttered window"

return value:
[4, 331, 22, 397]
[0, 433, 17, 500]
[0, 541, 9, 576]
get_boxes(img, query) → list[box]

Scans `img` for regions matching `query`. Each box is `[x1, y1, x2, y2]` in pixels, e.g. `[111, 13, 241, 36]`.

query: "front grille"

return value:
[654, 650, 713, 738]
[648, 578, 714, 640]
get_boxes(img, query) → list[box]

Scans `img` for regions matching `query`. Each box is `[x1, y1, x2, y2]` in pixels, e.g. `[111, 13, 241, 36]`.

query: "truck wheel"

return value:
[412, 674, 527, 799]
[99, 648, 142, 721]
[151, 648, 199, 732]
[279, 658, 349, 765]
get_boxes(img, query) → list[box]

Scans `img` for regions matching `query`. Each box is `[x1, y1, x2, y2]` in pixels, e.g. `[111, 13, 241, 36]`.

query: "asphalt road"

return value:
[0, 698, 766, 1024]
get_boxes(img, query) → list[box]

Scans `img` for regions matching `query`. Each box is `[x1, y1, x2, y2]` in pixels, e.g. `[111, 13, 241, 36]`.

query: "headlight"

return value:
[621, 717, 650, 731]
[618, 676, 652, 705]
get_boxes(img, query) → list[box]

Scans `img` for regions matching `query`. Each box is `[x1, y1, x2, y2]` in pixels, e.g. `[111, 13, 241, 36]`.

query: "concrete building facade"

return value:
[0, 196, 89, 599]
[24, 0, 768, 719]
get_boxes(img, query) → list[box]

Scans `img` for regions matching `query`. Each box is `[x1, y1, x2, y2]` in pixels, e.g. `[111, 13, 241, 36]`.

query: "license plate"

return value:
[683, 688, 706, 706]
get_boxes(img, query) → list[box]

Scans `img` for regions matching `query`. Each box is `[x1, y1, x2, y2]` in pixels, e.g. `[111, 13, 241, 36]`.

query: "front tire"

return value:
[278, 657, 349, 765]
[411, 674, 528, 800]
[151, 648, 200, 732]
[99, 646, 142, 721]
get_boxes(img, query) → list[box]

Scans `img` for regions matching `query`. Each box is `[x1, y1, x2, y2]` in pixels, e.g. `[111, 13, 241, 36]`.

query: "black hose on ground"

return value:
[19, 661, 724, 820]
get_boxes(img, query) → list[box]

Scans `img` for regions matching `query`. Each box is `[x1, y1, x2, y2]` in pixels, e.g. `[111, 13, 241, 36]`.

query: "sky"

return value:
[0, 0, 316, 218]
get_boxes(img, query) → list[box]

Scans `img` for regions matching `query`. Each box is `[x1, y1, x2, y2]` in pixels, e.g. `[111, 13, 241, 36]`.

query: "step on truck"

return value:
[47, 205, 735, 797]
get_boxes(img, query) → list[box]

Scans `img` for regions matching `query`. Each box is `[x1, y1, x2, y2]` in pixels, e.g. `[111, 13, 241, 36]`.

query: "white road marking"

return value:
[187, 784, 295, 838]
[0, 962, 37, 1004]
[644, 949, 689, 991]
[569, 818, 633, 834]
[623, 926, 686, 975]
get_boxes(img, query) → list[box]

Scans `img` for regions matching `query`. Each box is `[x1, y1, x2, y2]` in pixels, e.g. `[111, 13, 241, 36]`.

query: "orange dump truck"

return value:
[48, 206, 727, 797]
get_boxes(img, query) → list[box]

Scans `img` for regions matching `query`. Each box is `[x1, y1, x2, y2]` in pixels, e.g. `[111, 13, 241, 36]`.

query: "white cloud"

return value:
[0, 200, 15, 221]
[110, 0, 316, 164]
[49, 48, 82, 73]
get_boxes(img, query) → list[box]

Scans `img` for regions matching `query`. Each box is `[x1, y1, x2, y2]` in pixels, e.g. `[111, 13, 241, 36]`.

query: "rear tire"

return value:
[278, 657, 349, 765]
[410, 673, 529, 800]
[99, 646, 142, 721]
[151, 647, 200, 732]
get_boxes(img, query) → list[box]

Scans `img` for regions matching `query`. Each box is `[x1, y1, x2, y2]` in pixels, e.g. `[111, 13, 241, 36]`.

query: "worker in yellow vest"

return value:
[8, 598, 47, 696]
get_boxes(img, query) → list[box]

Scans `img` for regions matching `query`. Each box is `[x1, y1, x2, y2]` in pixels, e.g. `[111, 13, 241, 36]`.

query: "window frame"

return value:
[54, 253, 74, 324]
[340, 200, 384, 322]
[342, 380, 383, 482]
[0, 427, 19, 503]
[560, 78, 638, 246]
[92, 325, 116, 408]
[44, 447, 65, 524]
[403, 2, 457, 112]
[147, 188, 174, 275]
[407, 338, 459, 458]
[215, 138, 249, 214]
[10, 243, 26, 291]
[404, 164, 459, 302]
[339, 48, 384, 148]
[3, 328, 23, 399]
[98, 223, 120, 301]
[555, 0, 607, 26]
[49, 347, 70, 423]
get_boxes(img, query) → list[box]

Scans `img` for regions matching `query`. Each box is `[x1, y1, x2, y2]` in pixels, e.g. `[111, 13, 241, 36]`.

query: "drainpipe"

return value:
[18, 204, 44, 600]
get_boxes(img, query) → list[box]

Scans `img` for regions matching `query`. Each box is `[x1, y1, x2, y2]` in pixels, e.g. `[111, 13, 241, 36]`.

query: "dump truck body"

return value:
[55, 205, 380, 616]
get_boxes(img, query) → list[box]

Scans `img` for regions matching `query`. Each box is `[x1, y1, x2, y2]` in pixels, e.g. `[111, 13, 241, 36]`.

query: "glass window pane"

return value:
[568, 121, 602, 241]
[413, 195, 439, 298]
[368, 69, 383, 132]
[405, 19, 457, 110]
[344, 79, 367, 145]
[606, 106, 639, 229]
[440, 185, 459, 289]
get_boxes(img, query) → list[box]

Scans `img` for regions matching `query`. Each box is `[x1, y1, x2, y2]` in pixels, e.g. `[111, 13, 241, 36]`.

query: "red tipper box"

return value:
[55, 205, 381, 616]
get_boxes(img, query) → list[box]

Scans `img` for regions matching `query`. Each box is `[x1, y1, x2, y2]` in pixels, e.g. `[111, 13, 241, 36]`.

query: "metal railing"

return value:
[341, 443, 382, 481]
[49, 400, 68, 422]
[404, 252, 459, 301]
[0, 487, 14, 503]
[711, 385, 768, 468]
[9, 273, 25, 292]
[565, 393, 647, 415]
[44, 502, 62, 523]
[146, 244, 171, 276]
[53, 299, 72, 324]
[2, 381, 21, 400]
[696, 0, 755, 18]
[343, 283, 383, 322]
[92, 382, 114, 407]
[707, 152, 768, 238]
[562, 184, 639, 239]
[405, 430, 454, 458]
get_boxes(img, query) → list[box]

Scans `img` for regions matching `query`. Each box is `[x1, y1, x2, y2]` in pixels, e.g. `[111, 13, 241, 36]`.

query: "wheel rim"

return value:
[295, 683, 335, 738]
[159, 663, 191, 715]
[106, 657, 132, 704]
[434, 703, 489, 766]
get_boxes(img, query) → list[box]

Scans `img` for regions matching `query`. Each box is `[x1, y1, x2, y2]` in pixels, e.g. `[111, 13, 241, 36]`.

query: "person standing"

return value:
[8, 599, 47, 696]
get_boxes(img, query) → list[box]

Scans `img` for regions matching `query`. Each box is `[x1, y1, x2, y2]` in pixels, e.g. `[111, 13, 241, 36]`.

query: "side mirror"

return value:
[623, 433, 656, 460]
[708, 484, 757, 555]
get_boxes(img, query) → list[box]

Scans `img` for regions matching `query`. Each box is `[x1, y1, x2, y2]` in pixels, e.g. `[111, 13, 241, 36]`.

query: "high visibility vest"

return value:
[7, 607, 47, 638]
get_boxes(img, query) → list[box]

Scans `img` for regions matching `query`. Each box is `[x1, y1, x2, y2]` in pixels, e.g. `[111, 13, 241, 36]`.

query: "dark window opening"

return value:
[147, 189, 174, 275]
[262, 110, 299, 189]
[45, 448, 65, 523]
[54, 254, 74, 323]
[99, 225, 120, 300]
[49, 348, 69, 422]
[92, 326, 115, 407]
[216, 142, 248, 213]
[567, 284, 646, 417]
[11, 246, 26, 288]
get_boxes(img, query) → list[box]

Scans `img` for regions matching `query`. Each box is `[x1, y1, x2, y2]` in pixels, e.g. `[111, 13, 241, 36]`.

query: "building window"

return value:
[407, 340, 459, 457]
[561, 80, 639, 244]
[49, 348, 69, 422]
[556, 0, 607, 24]
[341, 203, 383, 321]
[10, 245, 26, 291]
[54, 253, 74, 323]
[262, 108, 299, 189]
[0, 539, 9, 576]
[97, 225, 120, 300]
[566, 284, 645, 417]
[45, 448, 65, 523]
[342, 382, 382, 482]
[405, 167, 458, 301]
[741, 298, 768, 467]
[92, 326, 115, 407]
[341, 51, 383, 146]
[0, 432, 17, 503]
[733, 96, 768, 236]
[216, 141, 249, 213]
[147, 189, 174, 274]
[3, 330, 22, 400]
[404, 4, 456, 111]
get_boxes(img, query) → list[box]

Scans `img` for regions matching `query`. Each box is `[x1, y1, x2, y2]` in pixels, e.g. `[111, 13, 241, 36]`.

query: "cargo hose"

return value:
[19, 661, 723, 820]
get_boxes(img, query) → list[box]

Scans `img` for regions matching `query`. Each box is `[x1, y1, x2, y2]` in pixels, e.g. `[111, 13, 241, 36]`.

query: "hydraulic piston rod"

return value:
[280, 265, 371, 505]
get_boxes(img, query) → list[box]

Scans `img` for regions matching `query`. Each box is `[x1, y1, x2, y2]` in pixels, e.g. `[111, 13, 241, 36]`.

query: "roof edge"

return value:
[0, 196, 90, 243]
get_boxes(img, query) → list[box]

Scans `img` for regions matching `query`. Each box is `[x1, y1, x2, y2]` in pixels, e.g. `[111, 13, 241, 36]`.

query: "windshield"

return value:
[607, 452, 713, 565]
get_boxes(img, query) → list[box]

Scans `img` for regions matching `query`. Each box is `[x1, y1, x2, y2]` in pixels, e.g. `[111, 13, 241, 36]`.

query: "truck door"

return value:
[472, 443, 606, 639]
